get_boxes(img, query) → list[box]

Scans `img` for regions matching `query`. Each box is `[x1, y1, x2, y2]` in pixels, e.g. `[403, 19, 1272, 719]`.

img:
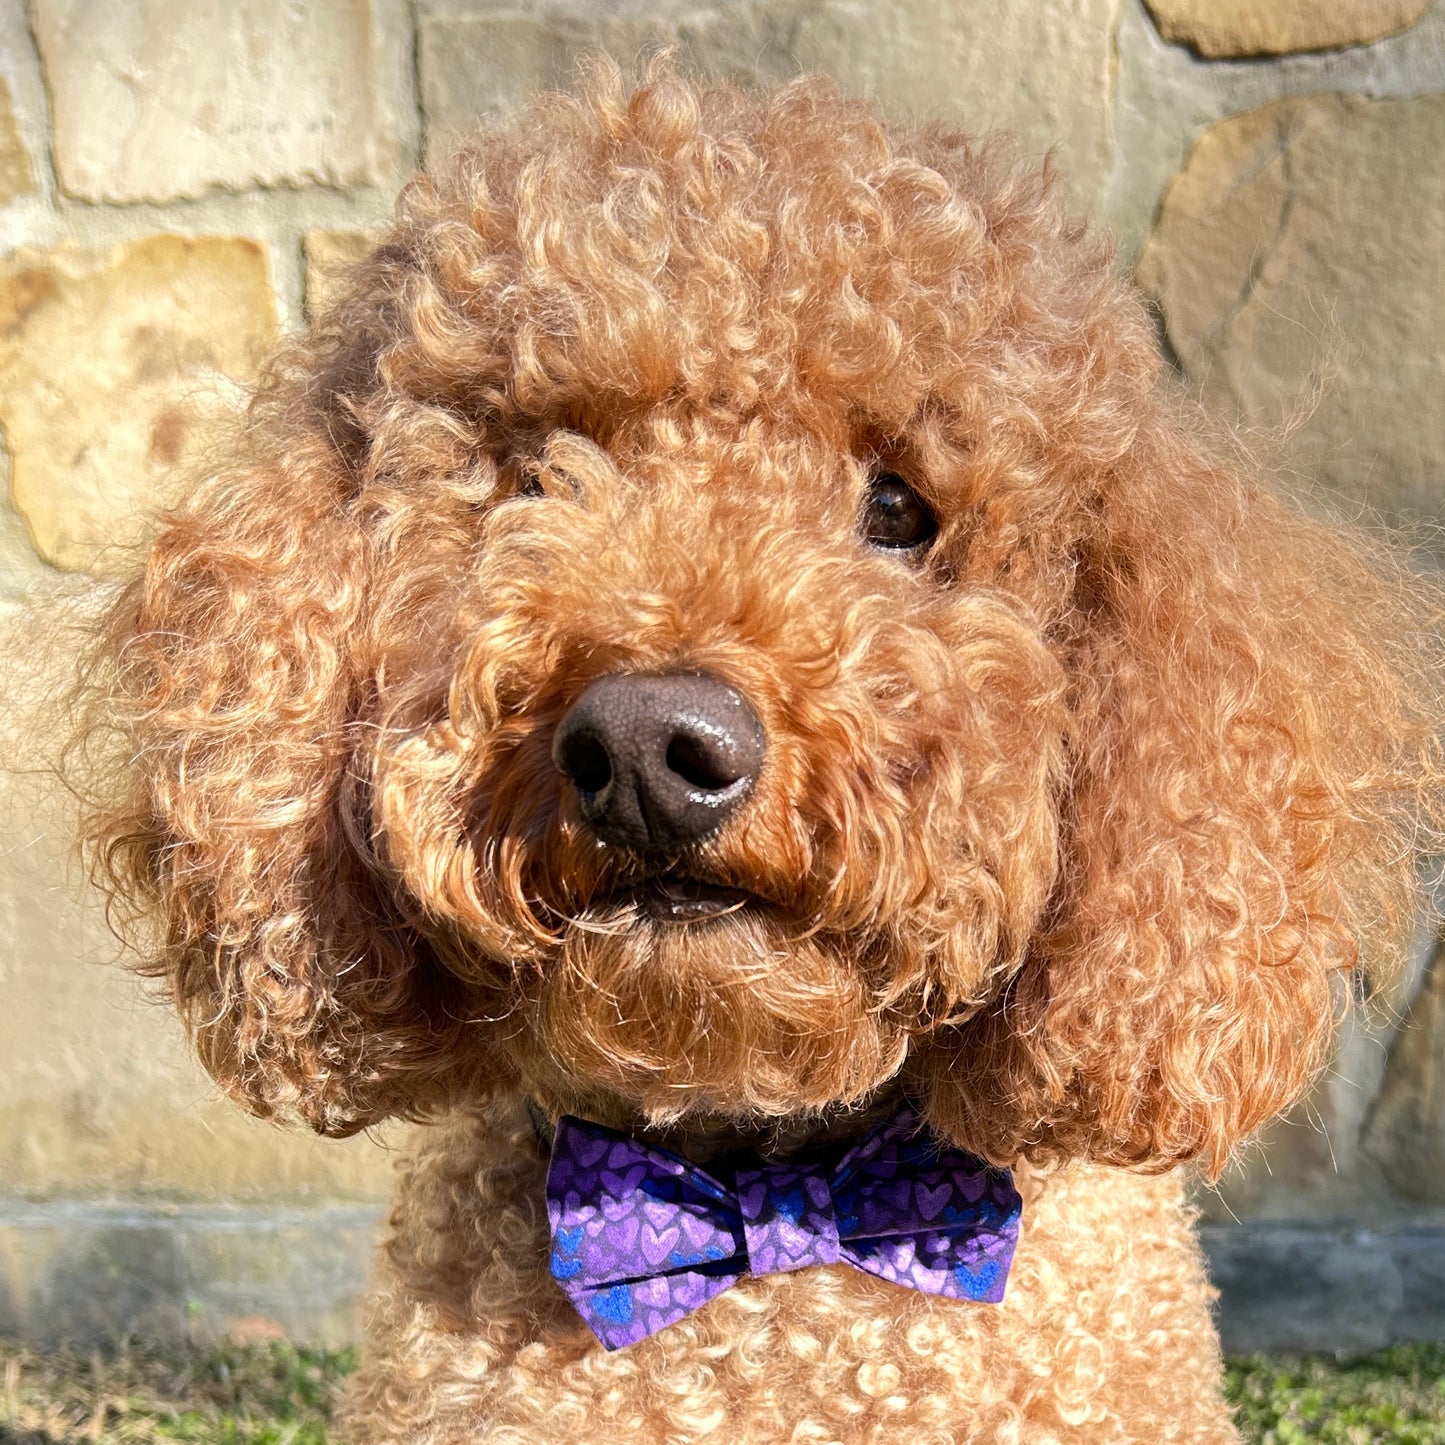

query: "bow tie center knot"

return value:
[734, 1159, 842, 1276]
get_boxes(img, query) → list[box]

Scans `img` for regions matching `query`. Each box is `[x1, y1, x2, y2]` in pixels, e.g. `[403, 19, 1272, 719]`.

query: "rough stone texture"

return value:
[1136, 93, 1445, 529]
[1107, 0, 1445, 260]
[0, 731, 397, 1202]
[1143, 0, 1435, 57]
[1367, 945, 1445, 1203]
[419, 0, 1120, 210]
[421, 12, 655, 158]
[31, 0, 390, 203]
[304, 227, 378, 318]
[0, 75, 35, 205]
[0, 235, 277, 573]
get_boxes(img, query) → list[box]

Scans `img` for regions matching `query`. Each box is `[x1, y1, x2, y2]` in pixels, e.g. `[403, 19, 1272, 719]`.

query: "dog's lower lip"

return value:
[621, 878, 758, 922]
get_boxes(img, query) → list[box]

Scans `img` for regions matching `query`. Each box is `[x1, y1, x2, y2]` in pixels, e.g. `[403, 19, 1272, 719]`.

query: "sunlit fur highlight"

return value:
[74, 60, 1445, 1442]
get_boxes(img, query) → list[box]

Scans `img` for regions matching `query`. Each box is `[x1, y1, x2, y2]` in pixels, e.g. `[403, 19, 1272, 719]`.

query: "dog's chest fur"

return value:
[344, 1096, 1239, 1444]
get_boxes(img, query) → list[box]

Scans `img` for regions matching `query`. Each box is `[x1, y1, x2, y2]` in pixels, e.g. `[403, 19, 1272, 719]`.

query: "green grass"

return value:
[0, 1341, 355, 1444]
[3, 1339, 1445, 1442]
[1227, 1344, 1445, 1444]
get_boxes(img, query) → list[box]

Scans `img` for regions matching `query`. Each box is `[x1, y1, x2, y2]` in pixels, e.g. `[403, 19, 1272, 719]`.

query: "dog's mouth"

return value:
[596, 874, 763, 924]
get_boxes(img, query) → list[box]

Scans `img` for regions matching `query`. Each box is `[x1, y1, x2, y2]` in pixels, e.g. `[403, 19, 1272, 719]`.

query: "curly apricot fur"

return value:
[74, 60, 1445, 1442]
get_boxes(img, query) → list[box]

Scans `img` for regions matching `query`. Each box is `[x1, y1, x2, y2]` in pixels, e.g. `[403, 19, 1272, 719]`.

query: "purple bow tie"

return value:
[545, 1104, 1021, 1349]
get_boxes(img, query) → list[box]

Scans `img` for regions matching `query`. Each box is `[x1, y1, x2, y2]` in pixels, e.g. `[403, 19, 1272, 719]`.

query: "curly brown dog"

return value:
[81, 61, 1445, 1443]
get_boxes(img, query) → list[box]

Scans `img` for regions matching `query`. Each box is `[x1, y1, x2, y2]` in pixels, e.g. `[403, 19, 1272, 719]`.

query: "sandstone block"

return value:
[1144, 0, 1433, 57]
[32, 0, 388, 203]
[0, 236, 277, 573]
[420, 12, 672, 162]
[304, 228, 380, 319]
[790, 0, 1119, 209]
[1137, 94, 1445, 529]
[419, 0, 1119, 209]
[0, 76, 35, 205]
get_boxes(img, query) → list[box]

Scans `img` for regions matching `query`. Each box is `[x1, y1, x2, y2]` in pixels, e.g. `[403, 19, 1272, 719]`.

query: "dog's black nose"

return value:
[552, 672, 766, 851]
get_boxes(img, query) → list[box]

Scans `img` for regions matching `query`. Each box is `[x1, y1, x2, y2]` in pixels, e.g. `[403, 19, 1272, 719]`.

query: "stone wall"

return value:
[0, 0, 1442, 1350]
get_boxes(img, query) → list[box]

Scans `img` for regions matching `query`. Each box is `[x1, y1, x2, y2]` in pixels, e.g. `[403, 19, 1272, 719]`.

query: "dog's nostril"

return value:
[559, 732, 612, 795]
[665, 732, 738, 792]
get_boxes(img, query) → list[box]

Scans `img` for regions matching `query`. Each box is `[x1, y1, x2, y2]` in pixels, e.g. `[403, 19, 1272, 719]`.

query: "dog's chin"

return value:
[511, 893, 912, 1123]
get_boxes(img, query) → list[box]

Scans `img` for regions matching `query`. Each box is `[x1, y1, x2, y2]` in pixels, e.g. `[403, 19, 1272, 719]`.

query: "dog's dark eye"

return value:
[863, 473, 937, 550]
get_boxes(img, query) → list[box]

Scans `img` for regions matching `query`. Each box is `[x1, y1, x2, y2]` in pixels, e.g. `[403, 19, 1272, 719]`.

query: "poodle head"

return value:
[85, 62, 1444, 1173]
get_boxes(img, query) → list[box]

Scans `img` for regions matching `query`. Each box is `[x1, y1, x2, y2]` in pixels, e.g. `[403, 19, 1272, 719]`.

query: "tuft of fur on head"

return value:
[72, 56, 1445, 1174]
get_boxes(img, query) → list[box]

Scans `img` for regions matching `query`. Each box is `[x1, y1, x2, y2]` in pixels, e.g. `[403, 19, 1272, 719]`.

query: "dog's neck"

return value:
[523, 1083, 908, 1167]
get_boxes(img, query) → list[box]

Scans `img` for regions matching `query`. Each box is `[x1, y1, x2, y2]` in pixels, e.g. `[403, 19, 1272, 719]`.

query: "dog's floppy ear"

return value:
[79, 285, 476, 1138]
[922, 408, 1445, 1175]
